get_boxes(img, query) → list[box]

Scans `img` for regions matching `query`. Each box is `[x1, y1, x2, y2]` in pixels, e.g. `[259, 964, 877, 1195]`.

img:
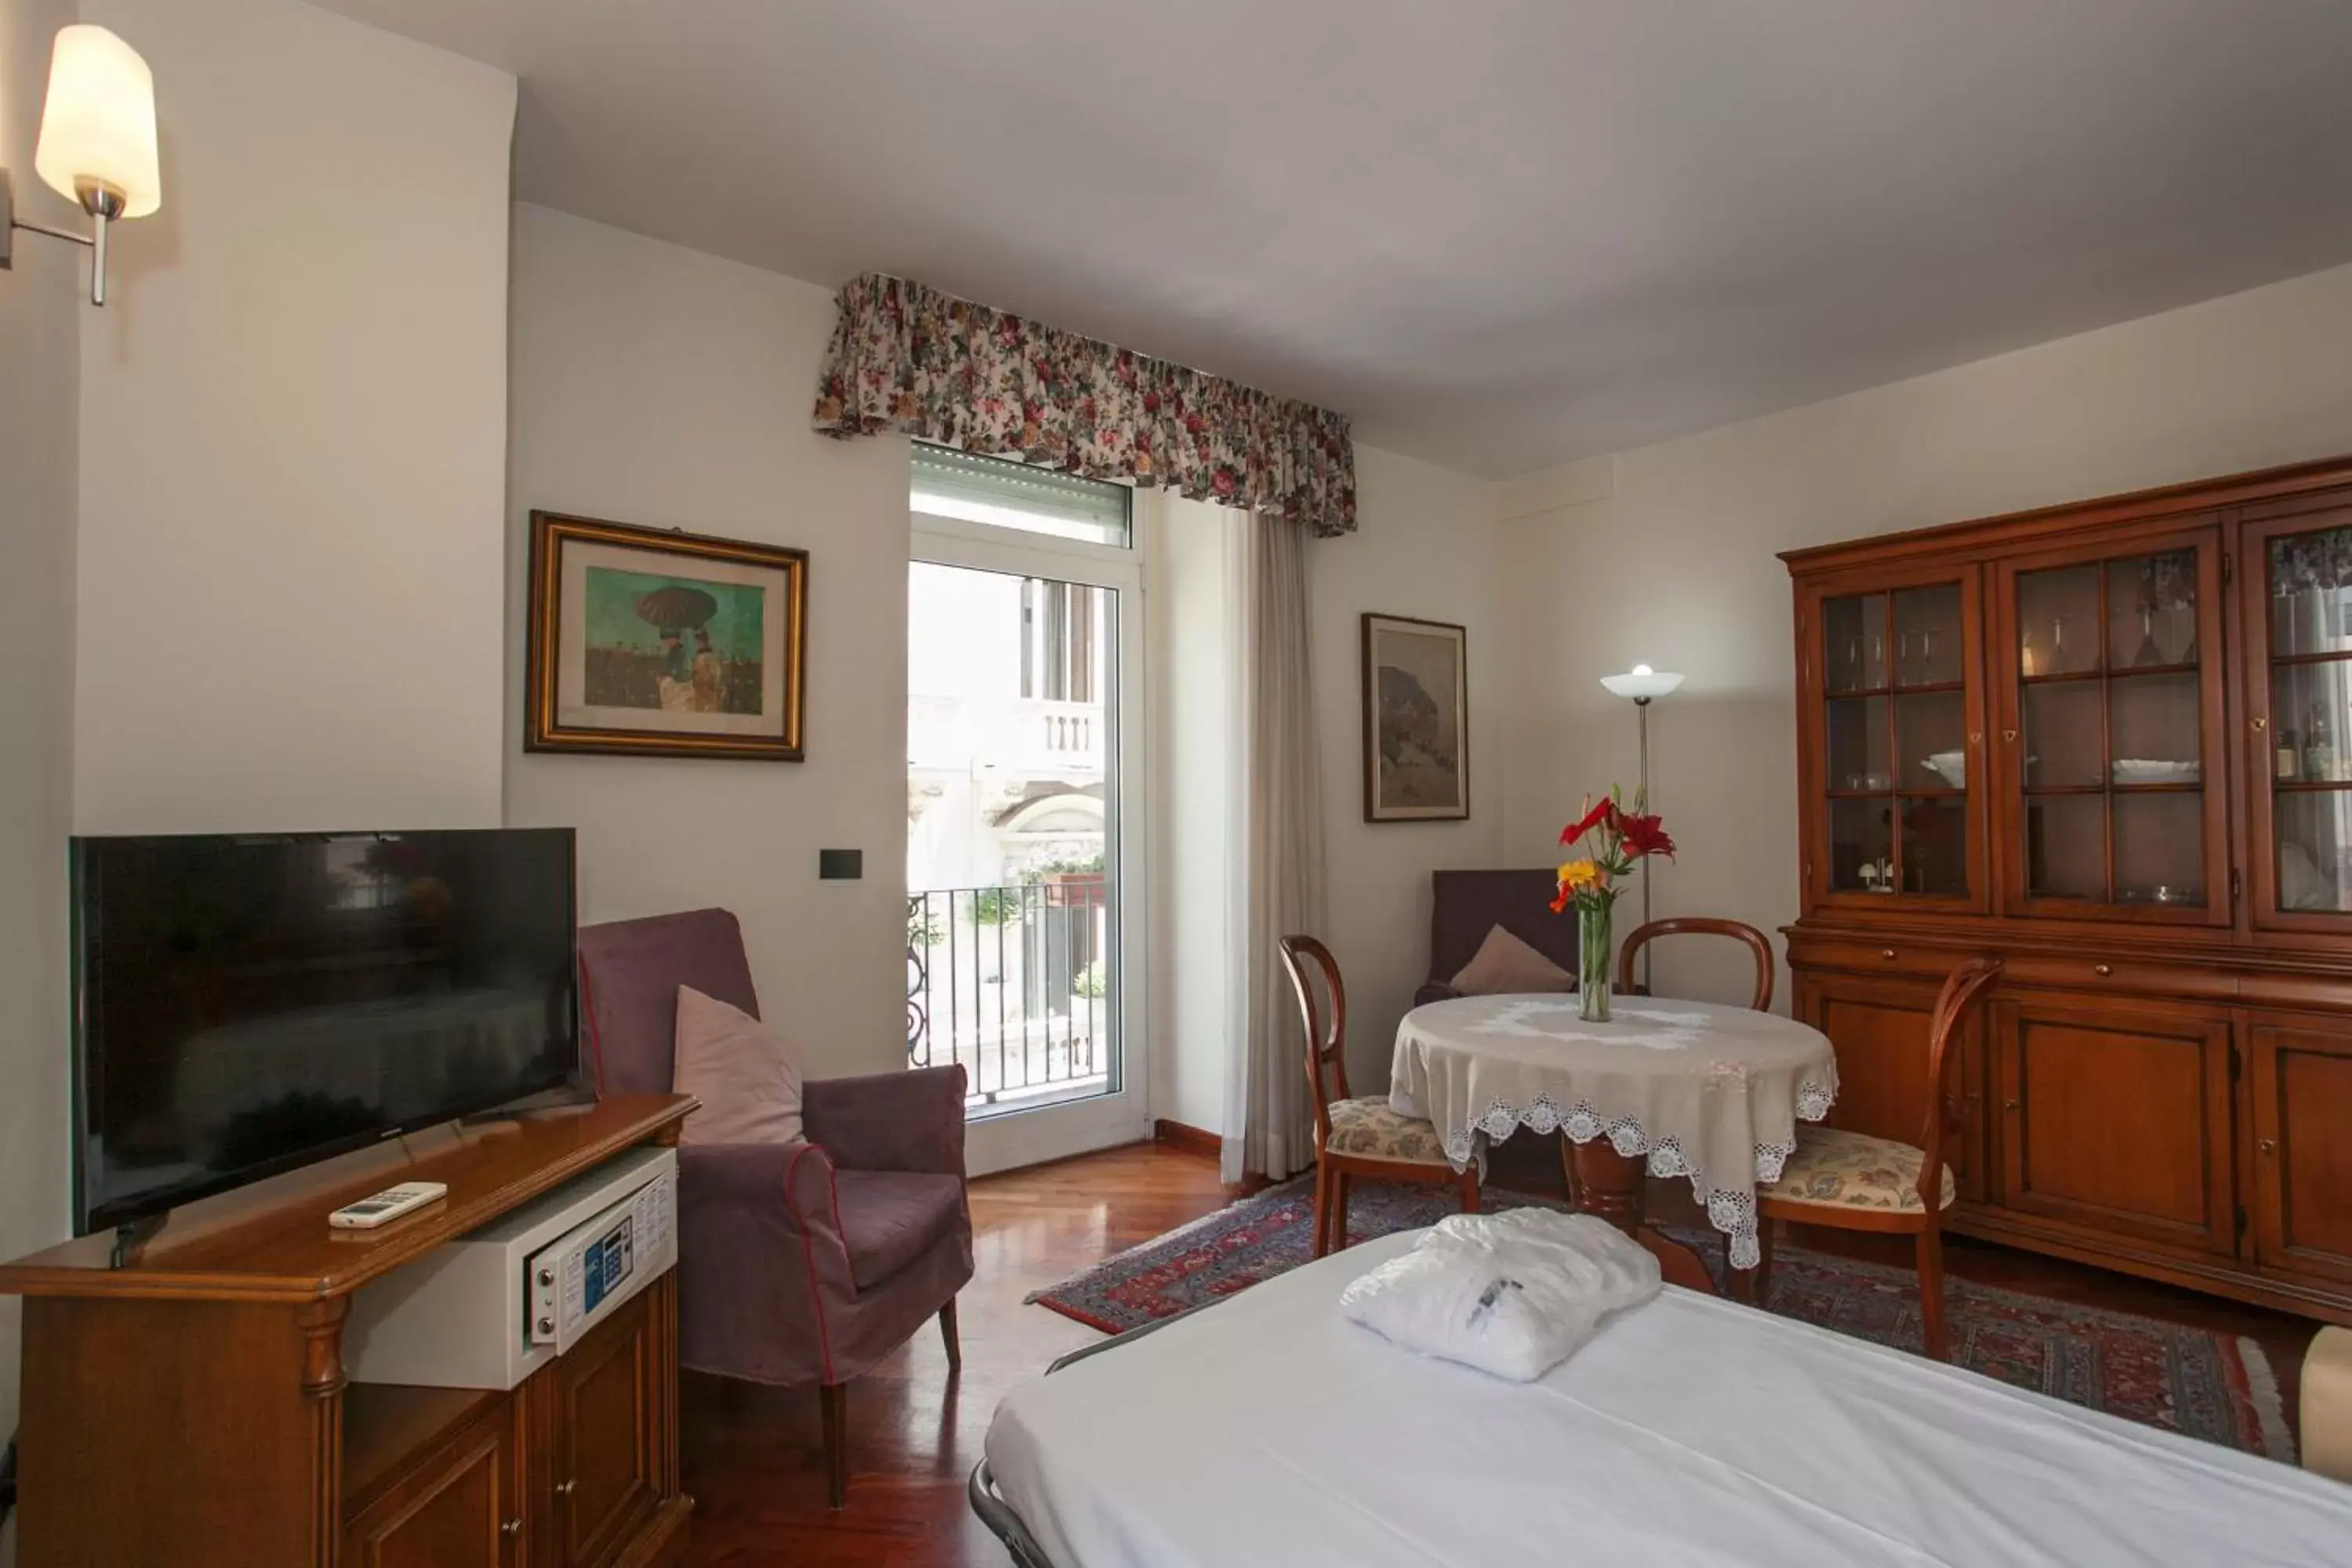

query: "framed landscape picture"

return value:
[526, 511, 808, 760]
[1361, 612, 1470, 822]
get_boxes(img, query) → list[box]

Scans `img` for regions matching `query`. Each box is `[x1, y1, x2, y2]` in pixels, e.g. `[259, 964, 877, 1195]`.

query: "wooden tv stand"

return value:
[0, 1092, 696, 1568]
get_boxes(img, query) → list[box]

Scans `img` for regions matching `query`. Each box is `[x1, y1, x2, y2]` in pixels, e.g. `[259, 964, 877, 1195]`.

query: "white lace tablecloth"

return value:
[1390, 995, 1838, 1270]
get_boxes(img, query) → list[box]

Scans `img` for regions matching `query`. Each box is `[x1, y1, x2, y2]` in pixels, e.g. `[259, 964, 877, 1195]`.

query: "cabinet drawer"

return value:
[1996, 953, 2239, 1002]
[1786, 937, 1951, 979]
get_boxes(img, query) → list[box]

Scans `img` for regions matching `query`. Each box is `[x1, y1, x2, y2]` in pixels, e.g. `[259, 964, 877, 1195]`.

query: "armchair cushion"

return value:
[1425, 870, 1580, 1005]
[671, 985, 804, 1147]
[1450, 924, 1573, 996]
[837, 1170, 967, 1291]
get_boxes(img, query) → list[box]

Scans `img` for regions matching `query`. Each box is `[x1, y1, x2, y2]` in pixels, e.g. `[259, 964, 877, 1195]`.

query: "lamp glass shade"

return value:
[34, 25, 161, 218]
[1599, 668, 1685, 701]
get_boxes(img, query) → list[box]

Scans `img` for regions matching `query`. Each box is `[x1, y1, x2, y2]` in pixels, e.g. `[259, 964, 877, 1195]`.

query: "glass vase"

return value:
[1578, 901, 1613, 1023]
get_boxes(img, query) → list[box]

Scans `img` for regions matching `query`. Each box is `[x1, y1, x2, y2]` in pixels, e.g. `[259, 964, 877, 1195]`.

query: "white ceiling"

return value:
[314, 0, 2352, 477]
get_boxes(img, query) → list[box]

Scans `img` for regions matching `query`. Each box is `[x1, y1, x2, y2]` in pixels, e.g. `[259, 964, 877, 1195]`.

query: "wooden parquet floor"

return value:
[676, 1135, 2318, 1566]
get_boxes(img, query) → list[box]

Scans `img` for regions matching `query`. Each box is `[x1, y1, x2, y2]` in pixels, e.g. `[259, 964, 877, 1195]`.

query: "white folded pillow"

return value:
[1338, 1208, 1663, 1381]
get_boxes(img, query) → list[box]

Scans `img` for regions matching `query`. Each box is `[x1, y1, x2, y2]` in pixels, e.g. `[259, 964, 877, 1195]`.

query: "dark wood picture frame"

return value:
[1360, 612, 1471, 822]
[526, 510, 809, 761]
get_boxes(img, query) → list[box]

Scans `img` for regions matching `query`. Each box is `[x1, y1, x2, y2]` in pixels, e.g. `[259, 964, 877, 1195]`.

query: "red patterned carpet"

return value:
[1030, 1175, 2296, 1461]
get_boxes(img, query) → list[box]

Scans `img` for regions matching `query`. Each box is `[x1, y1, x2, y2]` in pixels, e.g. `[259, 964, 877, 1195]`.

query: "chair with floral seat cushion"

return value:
[1279, 935, 1478, 1258]
[1752, 956, 2002, 1361]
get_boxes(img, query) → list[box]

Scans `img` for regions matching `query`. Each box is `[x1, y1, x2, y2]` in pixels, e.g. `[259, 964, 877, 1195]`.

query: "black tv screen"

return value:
[71, 827, 581, 1235]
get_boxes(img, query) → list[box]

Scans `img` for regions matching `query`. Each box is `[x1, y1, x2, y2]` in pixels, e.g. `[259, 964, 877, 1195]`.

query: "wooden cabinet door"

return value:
[1993, 993, 2237, 1255]
[2245, 1015, 2352, 1286]
[2236, 493, 2352, 932]
[1794, 563, 1990, 915]
[343, 1396, 524, 1568]
[533, 1280, 670, 1568]
[1987, 521, 2231, 926]
[1795, 970, 1986, 1202]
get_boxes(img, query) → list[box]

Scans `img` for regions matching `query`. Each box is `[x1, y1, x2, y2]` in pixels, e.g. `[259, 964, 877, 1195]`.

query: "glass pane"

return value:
[1823, 593, 1886, 694]
[2272, 662, 2352, 785]
[1893, 583, 1963, 688]
[2018, 564, 2100, 678]
[2278, 790, 2352, 913]
[1830, 797, 1894, 893]
[908, 561, 1122, 1115]
[1896, 691, 1967, 791]
[1900, 797, 1969, 896]
[1826, 696, 1890, 792]
[910, 442, 1133, 546]
[2268, 525, 2352, 659]
[2105, 549, 2198, 670]
[2113, 793, 2205, 907]
[2109, 672, 2202, 785]
[2022, 681, 2103, 788]
[2024, 795, 2105, 899]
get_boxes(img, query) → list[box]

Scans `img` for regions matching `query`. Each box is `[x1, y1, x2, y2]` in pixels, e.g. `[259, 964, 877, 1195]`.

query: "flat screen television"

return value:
[71, 827, 582, 1235]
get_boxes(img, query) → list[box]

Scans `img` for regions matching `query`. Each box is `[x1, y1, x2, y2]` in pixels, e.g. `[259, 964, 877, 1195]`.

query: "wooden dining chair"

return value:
[1751, 956, 2002, 1361]
[1278, 935, 1479, 1258]
[1614, 916, 1777, 1012]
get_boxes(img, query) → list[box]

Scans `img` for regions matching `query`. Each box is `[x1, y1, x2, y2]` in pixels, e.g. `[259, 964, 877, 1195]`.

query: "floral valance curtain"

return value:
[812, 274, 1357, 538]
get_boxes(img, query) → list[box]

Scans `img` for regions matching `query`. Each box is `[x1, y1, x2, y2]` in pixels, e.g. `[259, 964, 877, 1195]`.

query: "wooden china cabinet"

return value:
[1784, 455, 2352, 1326]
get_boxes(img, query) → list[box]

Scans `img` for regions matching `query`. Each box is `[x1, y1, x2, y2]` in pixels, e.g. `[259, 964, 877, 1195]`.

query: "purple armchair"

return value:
[577, 908, 972, 1509]
[1414, 869, 1582, 1006]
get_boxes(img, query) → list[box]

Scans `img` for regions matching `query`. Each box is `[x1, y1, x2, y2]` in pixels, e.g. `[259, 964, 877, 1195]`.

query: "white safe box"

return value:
[343, 1145, 677, 1391]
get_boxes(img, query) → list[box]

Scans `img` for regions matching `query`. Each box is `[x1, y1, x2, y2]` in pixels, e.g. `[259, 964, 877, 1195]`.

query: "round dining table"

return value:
[1389, 993, 1839, 1294]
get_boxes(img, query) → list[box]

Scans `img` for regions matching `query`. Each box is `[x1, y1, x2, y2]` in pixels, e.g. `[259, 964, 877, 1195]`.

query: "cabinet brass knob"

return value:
[1881, 949, 1897, 960]
[2253, 717, 2268, 733]
[2003, 1098, 2020, 1111]
[502, 1519, 524, 1537]
[2092, 964, 2112, 977]
[1969, 731, 1982, 745]
[2002, 728, 2019, 742]
[2259, 1138, 2278, 1156]
[556, 1479, 577, 1497]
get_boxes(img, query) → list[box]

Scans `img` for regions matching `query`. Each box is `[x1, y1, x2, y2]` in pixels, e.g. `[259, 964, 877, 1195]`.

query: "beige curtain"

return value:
[1224, 513, 1328, 1183]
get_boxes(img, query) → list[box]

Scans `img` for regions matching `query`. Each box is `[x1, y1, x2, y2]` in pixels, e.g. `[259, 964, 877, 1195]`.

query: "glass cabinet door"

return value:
[2248, 503, 2352, 927]
[1809, 573, 1982, 908]
[1994, 528, 2227, 922]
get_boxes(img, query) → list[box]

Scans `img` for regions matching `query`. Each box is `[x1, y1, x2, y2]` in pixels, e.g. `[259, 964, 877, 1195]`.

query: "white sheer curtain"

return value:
[1222, 511, 1328, 1183]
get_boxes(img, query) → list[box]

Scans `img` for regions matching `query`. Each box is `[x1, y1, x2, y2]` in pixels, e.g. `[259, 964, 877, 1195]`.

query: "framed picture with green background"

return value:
[526, 511, 809, 760]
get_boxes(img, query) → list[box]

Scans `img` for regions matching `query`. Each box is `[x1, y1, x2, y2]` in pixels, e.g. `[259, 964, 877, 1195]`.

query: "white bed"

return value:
[981, 1229, 2352, 1567]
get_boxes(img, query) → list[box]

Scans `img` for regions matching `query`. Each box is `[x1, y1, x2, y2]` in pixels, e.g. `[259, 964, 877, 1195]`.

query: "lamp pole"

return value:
[1598, 666, 1684, 993]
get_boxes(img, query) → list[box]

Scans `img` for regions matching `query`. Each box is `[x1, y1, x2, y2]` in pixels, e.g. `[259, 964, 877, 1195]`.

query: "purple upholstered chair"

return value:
[1414, 869, 1582, 1006]
[576, 908, 972, 1509]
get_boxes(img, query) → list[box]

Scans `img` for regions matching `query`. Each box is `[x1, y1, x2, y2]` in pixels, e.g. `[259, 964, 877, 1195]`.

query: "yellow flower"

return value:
[1557, 858, 1603, 893]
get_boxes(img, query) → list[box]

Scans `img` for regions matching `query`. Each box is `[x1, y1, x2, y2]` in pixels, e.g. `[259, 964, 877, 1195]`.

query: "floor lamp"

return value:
[1599, 664, 1684, 991]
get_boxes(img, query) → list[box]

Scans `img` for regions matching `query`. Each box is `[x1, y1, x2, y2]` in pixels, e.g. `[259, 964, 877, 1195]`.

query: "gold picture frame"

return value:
[525, 511, 808, 761]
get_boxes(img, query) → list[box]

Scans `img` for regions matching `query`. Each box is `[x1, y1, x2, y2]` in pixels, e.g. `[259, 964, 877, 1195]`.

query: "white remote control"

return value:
[328, 1181, 449, 1229]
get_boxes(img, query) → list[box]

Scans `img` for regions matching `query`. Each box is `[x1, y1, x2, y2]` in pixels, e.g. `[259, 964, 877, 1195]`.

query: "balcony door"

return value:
[907, 446, 1147, 1174]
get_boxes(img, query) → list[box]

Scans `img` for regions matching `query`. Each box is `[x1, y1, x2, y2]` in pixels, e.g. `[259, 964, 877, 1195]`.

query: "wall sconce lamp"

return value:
[1, 24, 162, 307]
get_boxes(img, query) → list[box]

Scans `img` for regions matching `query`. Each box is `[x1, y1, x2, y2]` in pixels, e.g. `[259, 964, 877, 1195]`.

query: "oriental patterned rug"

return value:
[1028, 1175, 2296, 1461]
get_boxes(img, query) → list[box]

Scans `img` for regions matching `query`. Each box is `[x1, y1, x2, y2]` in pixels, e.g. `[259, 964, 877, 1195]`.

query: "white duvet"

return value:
[985, 1229, 2352, 1567]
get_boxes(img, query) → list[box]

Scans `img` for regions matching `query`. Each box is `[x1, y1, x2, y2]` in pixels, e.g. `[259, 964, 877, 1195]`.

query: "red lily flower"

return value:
[1559, 797, 1615, 846]
[1618, 811, 1677, 860]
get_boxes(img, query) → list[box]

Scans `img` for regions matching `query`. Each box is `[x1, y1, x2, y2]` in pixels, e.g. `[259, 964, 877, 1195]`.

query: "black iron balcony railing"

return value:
[907, 877, 1111, 1110]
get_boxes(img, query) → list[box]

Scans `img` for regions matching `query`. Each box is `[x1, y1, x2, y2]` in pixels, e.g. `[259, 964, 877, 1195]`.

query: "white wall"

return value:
[1496, 261, 2352, 1009]
[1149, 496, 1244, 1135]
[1313, 445, 1506, 1088]
[505, 204, 910, 1083]
[0, 0, 79, 1552]
[74, 0, 515, 833]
